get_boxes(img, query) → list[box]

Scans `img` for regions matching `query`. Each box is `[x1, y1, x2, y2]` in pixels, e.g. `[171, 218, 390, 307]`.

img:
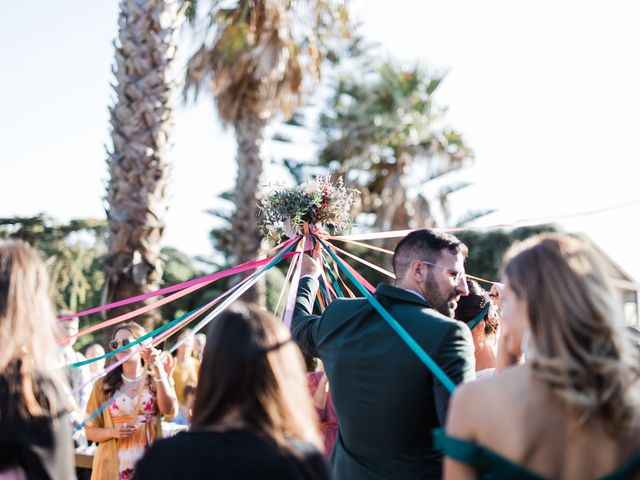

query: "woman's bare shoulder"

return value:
[457, 365, 529, 401]
[448, 366, 532, 435]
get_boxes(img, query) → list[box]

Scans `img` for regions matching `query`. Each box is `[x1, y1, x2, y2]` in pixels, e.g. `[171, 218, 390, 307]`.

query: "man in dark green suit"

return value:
[292, 229, 476, 479]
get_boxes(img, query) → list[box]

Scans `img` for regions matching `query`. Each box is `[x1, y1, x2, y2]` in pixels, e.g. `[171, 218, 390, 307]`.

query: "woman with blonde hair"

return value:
[135, 302, 330, 479]
[440, 234, 640, 479]
[85, 322, 178, 480]
[0, 239, 74, 479]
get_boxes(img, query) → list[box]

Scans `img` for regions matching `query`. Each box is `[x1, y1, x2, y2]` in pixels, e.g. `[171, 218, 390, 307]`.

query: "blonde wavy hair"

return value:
[503, 233, 640, 434]
[0, 239, 67, 416]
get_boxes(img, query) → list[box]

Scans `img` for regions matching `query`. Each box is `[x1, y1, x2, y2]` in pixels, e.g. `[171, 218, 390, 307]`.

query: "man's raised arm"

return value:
[290, 253, 323, 357]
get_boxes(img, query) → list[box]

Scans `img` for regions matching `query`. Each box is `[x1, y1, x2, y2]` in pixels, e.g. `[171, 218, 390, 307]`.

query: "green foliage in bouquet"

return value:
[260, 176, 358, 238]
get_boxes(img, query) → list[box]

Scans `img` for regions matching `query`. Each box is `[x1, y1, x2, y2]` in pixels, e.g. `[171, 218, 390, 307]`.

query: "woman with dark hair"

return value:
[440, 234, 640, 479]
[85, 322, 177, 480]
[134, 303, 330, 480]
[0, 240, 74, 480]
[454, 280, 500, 379]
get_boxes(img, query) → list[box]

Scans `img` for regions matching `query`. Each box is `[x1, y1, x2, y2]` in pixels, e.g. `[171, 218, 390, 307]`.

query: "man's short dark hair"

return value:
[393, 229, 468, 279]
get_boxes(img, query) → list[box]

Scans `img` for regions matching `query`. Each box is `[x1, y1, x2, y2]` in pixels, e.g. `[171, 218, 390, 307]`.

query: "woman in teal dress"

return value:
[440, 234, 640, 479]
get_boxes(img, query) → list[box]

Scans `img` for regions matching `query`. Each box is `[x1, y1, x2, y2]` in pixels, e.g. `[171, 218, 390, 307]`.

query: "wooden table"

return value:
[75, 452, 94, 469]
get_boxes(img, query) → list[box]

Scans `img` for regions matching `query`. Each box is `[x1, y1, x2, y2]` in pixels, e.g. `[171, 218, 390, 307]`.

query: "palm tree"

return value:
[104, 0, 185, 329]
[183, 0, 350, 302]
[319, 61, 474, 233]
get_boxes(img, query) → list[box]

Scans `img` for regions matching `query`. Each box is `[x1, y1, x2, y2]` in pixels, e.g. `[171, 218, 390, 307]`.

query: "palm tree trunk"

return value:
[104, 0, 183, 330]
[232, 106, 267, 305]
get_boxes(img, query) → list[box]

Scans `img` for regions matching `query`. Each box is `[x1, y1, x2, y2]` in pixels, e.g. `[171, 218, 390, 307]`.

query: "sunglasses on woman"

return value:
[109, 337, 135, 351]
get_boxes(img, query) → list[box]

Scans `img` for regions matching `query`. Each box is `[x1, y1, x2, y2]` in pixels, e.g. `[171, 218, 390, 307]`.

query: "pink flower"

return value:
[144, 397, 154, 412]
[119, 468, 134, 480]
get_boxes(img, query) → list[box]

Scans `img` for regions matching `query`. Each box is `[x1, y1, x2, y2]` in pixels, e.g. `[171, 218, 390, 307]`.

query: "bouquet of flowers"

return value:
[260, 176, 359, 238]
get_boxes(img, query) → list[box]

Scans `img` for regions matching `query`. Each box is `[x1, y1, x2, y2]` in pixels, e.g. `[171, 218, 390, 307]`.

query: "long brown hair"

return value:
[503, 234, 640, 434]
[192, 302, 322, 449]
[0, 239, 66, 416]
[102, 321, 152, 398]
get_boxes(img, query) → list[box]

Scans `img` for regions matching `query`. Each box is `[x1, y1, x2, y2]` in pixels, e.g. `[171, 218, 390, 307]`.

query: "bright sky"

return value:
[1, 0, 639, 280]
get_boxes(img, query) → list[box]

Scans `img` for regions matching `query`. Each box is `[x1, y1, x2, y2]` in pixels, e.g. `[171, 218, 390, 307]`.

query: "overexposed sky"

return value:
[1, 0, 639, 279]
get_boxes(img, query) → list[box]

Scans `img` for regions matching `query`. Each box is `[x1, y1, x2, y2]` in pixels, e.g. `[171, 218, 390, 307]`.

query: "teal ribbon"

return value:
[323, 259, 345, 297]
[77, 380, 135, 431]
[316, 236, 457, 393]
[467, 303, 490, 331]
[318, 278, 330, 301]
[68, 306, 204, 369]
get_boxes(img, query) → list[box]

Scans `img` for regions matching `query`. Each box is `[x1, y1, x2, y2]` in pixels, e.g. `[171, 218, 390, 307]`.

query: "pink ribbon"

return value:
[59, 237, 296, 321]
[283, 237, 307, 328]
[61, 248, 300, 343]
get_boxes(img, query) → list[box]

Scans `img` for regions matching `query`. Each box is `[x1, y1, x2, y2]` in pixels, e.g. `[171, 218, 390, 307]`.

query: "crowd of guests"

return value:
[0, 227, 639, 479]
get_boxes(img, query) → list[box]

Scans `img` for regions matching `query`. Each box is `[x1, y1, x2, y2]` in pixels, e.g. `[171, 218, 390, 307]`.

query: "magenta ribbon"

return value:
[59, 237, 297, 321]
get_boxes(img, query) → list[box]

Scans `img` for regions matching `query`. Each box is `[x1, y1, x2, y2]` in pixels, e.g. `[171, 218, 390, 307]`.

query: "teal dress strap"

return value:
[600, 451, 640, 480]
[433, 429, 546, 480]
[433, 429, 640, 480]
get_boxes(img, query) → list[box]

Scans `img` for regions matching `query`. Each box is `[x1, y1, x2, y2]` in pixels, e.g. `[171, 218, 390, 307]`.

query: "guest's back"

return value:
[134, 302, 330, 480]
[135, 430, 329, 480]
[292, 229, 476, 480]
[315, 290, 474, 478]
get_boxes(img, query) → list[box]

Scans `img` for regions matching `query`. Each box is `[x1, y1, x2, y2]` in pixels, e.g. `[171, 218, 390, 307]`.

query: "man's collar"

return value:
[403, 288, 425, 301]
[375, 283, 430, 307]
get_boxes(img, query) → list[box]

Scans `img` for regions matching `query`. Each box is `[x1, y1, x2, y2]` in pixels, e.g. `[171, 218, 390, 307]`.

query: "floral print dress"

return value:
[108, 385, 157, 480]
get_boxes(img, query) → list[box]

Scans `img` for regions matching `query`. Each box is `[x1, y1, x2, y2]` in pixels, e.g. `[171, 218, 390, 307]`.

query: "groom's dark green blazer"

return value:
[292, 277, 476, 480]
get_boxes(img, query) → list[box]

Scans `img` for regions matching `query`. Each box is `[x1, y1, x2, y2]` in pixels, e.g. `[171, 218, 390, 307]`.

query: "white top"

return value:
[475, 368, 495, 380]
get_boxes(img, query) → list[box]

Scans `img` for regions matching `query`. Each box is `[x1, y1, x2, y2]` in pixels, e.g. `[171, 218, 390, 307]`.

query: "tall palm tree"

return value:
[319, 61, 474, 233]
[104, 0, 185, 328]
[184, 0, 350, 303]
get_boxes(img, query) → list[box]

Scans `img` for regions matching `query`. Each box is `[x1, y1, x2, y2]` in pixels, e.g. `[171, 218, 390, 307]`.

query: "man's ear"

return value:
[410, 260, 425, 280]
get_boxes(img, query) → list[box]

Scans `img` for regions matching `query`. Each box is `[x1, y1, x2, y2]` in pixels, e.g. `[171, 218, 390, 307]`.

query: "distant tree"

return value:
[456, 225, 561, 284]
[0, 215, 108, 349]
[0, 215, 212, 351]
[315, 225, 562, 302]
[155, 246, 218, 346]
[0, 215, 107, 312]
[319, 61, 475, 235]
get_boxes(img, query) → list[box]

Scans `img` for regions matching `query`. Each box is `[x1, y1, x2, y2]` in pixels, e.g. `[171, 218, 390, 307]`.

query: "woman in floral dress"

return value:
[85, 322, 178, 480]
